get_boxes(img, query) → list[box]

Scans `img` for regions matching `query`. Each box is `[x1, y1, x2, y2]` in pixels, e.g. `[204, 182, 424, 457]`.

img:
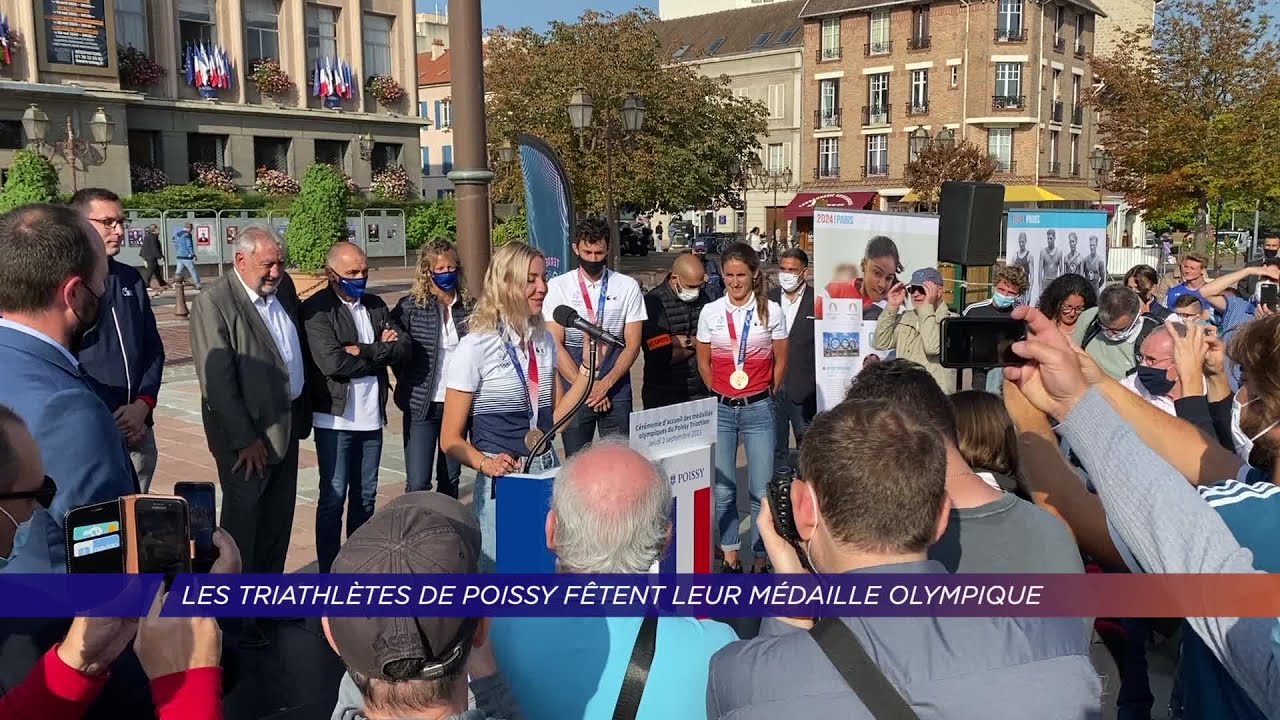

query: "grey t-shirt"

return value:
[929, 493, 1085, 574]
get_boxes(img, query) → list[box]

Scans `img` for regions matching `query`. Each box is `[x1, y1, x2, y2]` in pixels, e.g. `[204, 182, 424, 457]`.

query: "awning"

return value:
[900, 191, 921, 204]
[1002, 185, 1064, 202]
[1042, 185, 1101, 201]
[784, 191, 878, 219]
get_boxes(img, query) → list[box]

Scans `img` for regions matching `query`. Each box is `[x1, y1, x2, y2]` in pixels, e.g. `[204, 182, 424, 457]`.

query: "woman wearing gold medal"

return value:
[442, 242, 590, 572]
[695, 243, 788, 573]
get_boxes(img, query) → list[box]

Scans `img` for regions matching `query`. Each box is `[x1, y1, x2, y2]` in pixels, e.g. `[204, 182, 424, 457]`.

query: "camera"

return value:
[768, 466, 801, 543]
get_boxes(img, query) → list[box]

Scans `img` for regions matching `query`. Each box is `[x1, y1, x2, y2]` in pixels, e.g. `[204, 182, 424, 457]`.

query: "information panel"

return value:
[43, 0, 110, 68]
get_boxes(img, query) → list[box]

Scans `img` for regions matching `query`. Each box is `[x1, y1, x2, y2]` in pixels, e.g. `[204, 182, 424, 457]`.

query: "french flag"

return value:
[659, 457, 713, 574]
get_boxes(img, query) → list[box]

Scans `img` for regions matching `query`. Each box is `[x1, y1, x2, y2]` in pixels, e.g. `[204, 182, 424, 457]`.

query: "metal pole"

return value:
[1253, 199, 1262, 260]
[447, 0, 493, 298]
[605, 131, 620, 269]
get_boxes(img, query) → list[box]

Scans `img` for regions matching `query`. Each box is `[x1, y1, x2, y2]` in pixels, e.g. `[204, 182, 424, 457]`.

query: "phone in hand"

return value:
[1260, 282, 1278, 312]
[767, 467, 801, 543]
[939, 316, 1029, 369]
[174, 482, 218, 573]
[65, 499, 124, 573]
[120, 495, 191, 584]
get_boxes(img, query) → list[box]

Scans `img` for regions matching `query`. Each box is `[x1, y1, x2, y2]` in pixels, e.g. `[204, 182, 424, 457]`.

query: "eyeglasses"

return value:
[1059, 304, 1086, 316]
[89, 217, 129, 230]
[0, 476, 57, 509]
[1136, 353, 1174, 369]
[908, 285, 926, 294]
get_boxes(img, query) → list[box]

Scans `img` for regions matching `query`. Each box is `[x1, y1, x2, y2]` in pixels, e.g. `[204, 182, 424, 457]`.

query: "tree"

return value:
[1090, 0, 1280, 248]
[903, 141, 998, 208]
[406, 199, 457, 249]
[484, 10, 768, 214]
[0, 150, 60, 212]
[285, 164, 349, 272]
[492, 210, 528, 247]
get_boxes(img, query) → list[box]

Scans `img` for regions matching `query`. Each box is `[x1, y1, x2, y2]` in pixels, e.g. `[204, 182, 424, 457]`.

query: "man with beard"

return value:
[1083, 235, 1107, 291]
[1064, 233, 1083, 276]
[0, 204, 137, 567]
[1039, 229, 1065, 290]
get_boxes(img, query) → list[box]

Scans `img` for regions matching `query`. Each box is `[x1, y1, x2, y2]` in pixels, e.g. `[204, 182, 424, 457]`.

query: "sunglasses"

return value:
[0, 476, 57, 509]
[908, 285, 926, 294]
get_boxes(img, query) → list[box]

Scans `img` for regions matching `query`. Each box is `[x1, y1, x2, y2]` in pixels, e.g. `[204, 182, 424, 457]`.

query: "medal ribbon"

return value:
[725, 307, 753, 375]
[577, 268, 611, 367]
[500, 329, 539, 431]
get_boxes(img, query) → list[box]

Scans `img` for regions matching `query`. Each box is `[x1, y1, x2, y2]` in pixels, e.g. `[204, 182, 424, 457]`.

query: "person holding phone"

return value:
[441, 242, 590, 572]
[696, 243, 788, 573]
[873, 268, 955, 393]
[1194, 263, 1280, 392]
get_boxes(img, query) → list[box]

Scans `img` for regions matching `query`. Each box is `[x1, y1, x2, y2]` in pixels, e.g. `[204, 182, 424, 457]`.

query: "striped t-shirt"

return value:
[696, 295, 787, 397]
[447, 326, 556, 457]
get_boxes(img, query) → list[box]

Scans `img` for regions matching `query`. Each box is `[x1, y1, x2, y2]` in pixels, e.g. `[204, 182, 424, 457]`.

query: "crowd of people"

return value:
[1, 191, 1279, 719]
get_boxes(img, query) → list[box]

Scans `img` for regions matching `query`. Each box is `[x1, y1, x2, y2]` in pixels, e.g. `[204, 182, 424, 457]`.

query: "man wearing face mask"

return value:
[1238, 233, 1280, 298]
[1120, 324, 1233, 450]
[1075, 284, 1159, 379]
[0, 204, 137, 571]
[963, 265, 1029, 392]
[302, 242, 410, 575]
[767, 248, 816, 467]
[641, 253, 711, 409]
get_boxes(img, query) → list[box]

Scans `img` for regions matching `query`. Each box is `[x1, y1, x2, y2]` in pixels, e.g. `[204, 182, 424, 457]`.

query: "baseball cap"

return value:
[908, 267, 944, 287]
[327, 492, 481, 682]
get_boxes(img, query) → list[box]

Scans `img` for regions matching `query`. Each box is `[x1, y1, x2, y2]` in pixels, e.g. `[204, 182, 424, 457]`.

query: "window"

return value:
[421, 147, 431, 175]
[767, 83, 786, 119]
[315, 139, 348, 168]
[995, 62, 1021, 98]
[818, 137, 839, 177]
[767, 143, 785, 173]
[1051, 68, 1062, 101]
[419, 101, 430, 117]
[127, 130, 161, 166]
[1070, 133, 1080, 174]
[115, 0, 148, 52]
[707, 37, 725, 55]
[437, 189, 455, 200]
[997, 0, 1023, 38]
[910, 5, 930, 47]
[672, 44, 690, 59]
[910, 69, 928, 113]
[179, 0, 216, 64]
[435, 100, 452, 128]
[987, 128, 1012, 171]
[306, 3, 339, 69]
[867, 72, 889, 124]
[868, 10, 890, 54]
[820, 18, 841, 60]
[187, 133, 227, 169]
[363, 14, 394, 77]
[1071, 73, 1081, 105]
[950, 65, 958, 87]
[734, 87, 750, 99]
[751, 32, 772, 48]
[253, 137, 290, 172]
[245, 0, 280, 62]
[1074, 12, 1085, 51]
[819, 79, 839, 127]
[865, 135, 888, 175]
[776, 27, 798, 44]
[1048, 129, 1060, 171]
[0, 121, 23, 150]
[1054, 5, 1066, 41]
[442, 145, 453, 174]
[372, 142, 402, 172]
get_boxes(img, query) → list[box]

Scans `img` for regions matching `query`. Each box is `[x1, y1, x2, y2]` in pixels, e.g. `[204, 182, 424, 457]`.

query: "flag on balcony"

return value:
[0, 14, 12, 66]
[184, 45, 195, 86]
[518, 133, 575, 281]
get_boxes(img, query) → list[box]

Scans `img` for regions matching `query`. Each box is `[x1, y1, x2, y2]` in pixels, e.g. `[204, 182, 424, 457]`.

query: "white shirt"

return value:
[543, 269, 646, 386]
[432, 297, 461, 403]
[312, 297, 383, 432]
[1119, 372, 1177, 416]
[236, 271, 305, 402]
[0, 318, 79, 368]
[779, 285, 805, 335]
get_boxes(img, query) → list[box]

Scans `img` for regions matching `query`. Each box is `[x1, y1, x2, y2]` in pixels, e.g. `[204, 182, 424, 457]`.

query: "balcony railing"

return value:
[908, 35, 931, 50]
[995, 27, 1027, 42]
[1074, 41, 1086, 58]
[1046, 161, 1062, 175]
[864, 40, 892, 56]
[907, 100, 929, 116]
[815, 165, 840, 179]
[1070, 163, 1081, 177]
[991, 159, 1016, 173]
[1071, 104, 1084, 125]
[992, 94, 1026, 110]
[862, 163, 890, 177]
[817, 46, 842, 62]
[1053, 36, 1066, 52]
[815, 108, 842, 129]
[862, 104, 891, 125]
[1050, 100, 1064, 123]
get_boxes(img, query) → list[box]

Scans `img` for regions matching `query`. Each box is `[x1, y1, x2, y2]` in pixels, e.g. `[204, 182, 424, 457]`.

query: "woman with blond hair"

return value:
[391, 239, 472, 497]
[442, 241, 590, 570]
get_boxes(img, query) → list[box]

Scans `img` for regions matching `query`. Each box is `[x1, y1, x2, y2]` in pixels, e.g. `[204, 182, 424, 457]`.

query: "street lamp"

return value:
[909, 126, 930, 162]
[934, 128, 955, 149]
[567, 88, 647, 268]
[1089, 148, 1113, 188]
[357, 132, 375, 161]
[22, 104, 113, 191]
[496, 138, 515, 165]
[746, 160, 798, 253]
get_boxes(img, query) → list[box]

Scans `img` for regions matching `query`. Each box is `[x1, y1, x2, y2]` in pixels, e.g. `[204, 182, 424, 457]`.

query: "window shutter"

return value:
[422, 147, 431, 175]
[434, 101, 442, 129]
[443, 145, 453, 174]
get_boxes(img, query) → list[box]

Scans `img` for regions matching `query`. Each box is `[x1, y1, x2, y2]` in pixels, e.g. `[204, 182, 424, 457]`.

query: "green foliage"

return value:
[0, 150, 60, 212]
[285, 164, 350, 272]
[903, 141, 998, 208]
[122, 183, 244, 212]
[492, 210, 528, 247]
[406, 200, 456, 249]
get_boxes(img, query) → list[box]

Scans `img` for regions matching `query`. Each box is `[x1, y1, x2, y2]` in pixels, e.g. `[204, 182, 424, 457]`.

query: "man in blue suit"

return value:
[0, 204, 137, 571]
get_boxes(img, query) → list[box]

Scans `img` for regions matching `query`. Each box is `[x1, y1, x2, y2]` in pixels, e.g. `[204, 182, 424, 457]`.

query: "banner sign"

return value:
[518, 133, 575, 281]
[495, 468, 558, 574]
[629, 397, 716, 457]
[631, 398, 716, 574]
[814, 298, 862, 412]
[813, 209, 940, 322]
[41, 0, 110, 69]
[1006, 209, 1109, 305]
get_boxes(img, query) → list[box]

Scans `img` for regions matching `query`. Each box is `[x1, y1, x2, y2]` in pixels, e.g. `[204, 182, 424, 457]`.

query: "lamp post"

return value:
[357, 132, 375, 161]
[746, 160, 797, 254]
[22, 104, 113, 192]
[568, 87, 647, 269]
[448, 0, 494, 297]
[1089, 147, 1114, 244]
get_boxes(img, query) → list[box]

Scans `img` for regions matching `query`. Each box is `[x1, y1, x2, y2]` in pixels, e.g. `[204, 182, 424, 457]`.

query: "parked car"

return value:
[620, 223, 652, 256]
[668, 220, 695, 248]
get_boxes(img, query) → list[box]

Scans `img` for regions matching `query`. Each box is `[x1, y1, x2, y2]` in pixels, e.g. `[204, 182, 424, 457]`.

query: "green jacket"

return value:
[872, 301, 955, 393]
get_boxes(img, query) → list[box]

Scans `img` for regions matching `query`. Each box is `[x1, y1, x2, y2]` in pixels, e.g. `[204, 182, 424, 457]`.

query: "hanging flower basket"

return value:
[250, 58, 293, 98]
[184, 42, 234, 99]
[190, 162, 237, 193]
[366, 75, 405, 105]
[341, 172, 360, 196]
[118, 46, 164, 90]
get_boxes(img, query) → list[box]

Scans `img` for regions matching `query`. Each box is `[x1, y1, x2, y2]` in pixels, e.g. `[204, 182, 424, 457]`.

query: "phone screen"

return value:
[941, 317, 1028, 368]
[133, 497, 191, 576]
[66, 500, 124, 573]
[1261, 283, 1278, 311]
[174, 482, 218, 571]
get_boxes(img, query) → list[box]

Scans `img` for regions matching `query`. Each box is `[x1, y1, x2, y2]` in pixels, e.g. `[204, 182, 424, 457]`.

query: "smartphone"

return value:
[174, 482, 218, 573]
[1260, 282, 1278, 312]
[121, 495, 192, 578]
[768, 467, 801, 544]
[65, 499, 125, 573]
[940, 317, 1028, 369]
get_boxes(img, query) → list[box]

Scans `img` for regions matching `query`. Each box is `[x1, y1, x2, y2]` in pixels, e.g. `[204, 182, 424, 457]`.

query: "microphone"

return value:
[553, 305, 626, 349]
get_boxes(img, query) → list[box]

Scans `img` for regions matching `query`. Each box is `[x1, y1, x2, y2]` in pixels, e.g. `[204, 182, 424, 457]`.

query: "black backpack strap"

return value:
[1081, 317, 1103, 350]
[612, 615, 658, 720]
[809, 618, 918, 720]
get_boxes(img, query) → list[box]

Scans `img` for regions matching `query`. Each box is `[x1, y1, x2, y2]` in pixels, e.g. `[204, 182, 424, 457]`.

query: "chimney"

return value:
[431, 39, 445, 61]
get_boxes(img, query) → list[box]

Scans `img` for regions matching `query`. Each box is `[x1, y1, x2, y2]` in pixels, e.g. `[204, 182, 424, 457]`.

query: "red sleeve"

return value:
[136, 395, 157, 409]
[150, 667, 223, 720]
[0, 644, 110, 720]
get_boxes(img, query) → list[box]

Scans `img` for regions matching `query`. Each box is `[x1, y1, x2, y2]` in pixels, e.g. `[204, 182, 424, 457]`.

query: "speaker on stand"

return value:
[936, 181, 1006, 312]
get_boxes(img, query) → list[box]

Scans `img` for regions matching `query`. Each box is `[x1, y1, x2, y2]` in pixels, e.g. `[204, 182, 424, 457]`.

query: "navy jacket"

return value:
[0, 324, 138, 567]
[79, 258, 165, 412]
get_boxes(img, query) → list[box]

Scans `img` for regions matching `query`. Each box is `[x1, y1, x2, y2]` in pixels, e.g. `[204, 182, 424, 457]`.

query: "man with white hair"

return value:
[190, 224, 309, 647]
[488, 438, 738, 719]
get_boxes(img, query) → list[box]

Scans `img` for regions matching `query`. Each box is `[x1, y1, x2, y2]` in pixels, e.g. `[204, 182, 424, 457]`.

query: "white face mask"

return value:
[1231, 391, 1280, 463]
[676, 287, 700, 303]
[778, 272, 803, 293]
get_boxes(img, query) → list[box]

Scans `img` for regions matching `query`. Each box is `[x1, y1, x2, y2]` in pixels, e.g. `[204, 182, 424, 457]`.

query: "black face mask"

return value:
[578, 257, 606, 275]
[1265, 248, 1278, 260]
[1135, 365, 1176, 397]
[69, 283, 103, 354]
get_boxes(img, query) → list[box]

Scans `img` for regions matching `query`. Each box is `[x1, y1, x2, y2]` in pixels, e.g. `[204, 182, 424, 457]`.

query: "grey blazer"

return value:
[189, 271, 310, 464]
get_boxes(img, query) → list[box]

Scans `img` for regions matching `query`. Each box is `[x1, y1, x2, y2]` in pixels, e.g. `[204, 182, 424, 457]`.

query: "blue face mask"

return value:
[992, 291, 1018, 310]
[432, 270, 459, 292]
[334, 276, 367, 299]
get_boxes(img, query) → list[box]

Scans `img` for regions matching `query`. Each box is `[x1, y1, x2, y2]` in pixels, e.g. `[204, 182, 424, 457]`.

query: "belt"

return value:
[717, 391, 770, 408]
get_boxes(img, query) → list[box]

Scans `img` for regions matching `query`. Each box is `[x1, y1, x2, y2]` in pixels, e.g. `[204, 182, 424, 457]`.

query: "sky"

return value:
[417, 0, 657, 32]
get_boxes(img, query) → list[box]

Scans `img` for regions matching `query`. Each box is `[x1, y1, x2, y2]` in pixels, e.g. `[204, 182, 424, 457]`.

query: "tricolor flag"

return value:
[0, 14, 12, 66]
[657, 446, 714, 575]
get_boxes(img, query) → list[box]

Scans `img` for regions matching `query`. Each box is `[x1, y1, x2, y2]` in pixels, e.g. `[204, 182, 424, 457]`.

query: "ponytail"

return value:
[721, 241, 770, 326]
[753, 270, 770, 326]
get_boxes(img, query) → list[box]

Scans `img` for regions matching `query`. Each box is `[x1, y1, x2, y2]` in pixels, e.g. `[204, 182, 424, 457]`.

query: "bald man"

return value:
[301, 241, 409, 575]
[641, 252, 712, 408]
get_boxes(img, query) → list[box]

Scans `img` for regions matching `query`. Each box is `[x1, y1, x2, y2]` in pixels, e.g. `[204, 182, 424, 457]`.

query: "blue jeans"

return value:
[472, 450, 558, 573]
[314, 428, 383, 573]
[561, 390, 632, 457]
[772, 388, 815, 470]
[403, 403, 460, 497]
[715, 398, 775, 556]
[1116, 617, 1155, 720]
[175, 258, 201, 287]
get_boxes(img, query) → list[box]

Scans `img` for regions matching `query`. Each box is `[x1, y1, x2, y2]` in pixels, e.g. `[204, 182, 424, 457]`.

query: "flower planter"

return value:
[289, 272, 328, 299]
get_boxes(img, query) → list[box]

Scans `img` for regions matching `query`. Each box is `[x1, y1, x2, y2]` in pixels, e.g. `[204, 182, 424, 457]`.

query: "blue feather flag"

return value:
[517, 134, 575, 281]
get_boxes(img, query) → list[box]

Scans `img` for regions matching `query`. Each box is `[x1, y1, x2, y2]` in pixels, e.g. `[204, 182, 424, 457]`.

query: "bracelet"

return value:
[579, 364, 590, 376]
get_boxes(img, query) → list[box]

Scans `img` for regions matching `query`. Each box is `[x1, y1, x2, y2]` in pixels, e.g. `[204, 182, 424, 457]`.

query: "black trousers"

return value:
[140, 258, 167, 287]
[214, 438, 299, 574]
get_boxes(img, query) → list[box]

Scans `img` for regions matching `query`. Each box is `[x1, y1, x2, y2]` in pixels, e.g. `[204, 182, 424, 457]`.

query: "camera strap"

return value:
[612, 614, 658, 720]
[809, 618, 919, 720]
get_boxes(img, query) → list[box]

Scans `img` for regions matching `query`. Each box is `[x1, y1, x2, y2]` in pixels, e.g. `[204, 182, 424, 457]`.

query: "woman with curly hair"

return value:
[1036, 273, 1097, 335]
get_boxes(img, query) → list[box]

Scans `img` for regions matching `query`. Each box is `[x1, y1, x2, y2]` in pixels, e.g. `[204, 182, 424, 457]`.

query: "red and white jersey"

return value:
[696, 295, 786, 397]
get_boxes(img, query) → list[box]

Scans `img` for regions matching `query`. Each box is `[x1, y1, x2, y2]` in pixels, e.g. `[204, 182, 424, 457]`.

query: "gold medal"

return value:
[524, 429, 546, 452]
[729, 369, 750, 390]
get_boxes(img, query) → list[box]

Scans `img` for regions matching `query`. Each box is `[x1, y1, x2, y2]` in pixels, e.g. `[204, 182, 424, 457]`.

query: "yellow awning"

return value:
[1002, 185, 1064, 202]
[1041, 185, 1101, 201]
[900, 191, 920, 203]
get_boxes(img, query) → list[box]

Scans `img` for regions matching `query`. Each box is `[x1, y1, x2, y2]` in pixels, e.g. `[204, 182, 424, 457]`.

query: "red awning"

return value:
[784, 191, 878, 219]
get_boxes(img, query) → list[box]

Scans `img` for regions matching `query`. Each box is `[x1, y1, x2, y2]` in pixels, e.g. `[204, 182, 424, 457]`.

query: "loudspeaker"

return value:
[936, 181, 1006, 267]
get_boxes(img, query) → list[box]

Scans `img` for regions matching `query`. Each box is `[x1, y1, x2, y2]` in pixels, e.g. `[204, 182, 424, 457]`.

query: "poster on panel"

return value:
[1006, 209, 1109, 305]
[813, 209, 940, 322]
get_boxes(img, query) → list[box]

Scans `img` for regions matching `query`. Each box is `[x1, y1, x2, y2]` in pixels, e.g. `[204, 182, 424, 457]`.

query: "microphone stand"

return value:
[521, 341, 598, 473]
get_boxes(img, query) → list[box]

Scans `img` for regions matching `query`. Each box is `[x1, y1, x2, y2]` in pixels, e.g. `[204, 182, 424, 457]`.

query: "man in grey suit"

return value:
[190, 225, 307, 623]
